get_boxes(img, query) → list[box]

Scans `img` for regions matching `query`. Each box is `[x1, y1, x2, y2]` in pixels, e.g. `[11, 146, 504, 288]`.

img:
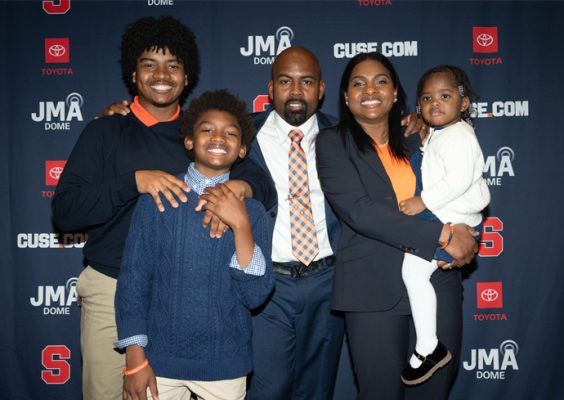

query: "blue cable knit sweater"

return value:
[115, 190, 274, 381]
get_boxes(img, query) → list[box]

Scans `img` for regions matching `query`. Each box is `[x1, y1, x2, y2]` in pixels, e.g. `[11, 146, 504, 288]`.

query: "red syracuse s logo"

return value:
[253, 95, 272, 113]
[476, 281, 503, 309]
[478, 217, 503, 257]
[42, 0, 71, 14]
[473, 27, 498, 53]
[41, 345, 71, 384]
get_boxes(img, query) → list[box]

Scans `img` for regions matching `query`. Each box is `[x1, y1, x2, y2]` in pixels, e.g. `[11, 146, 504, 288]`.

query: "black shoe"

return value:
[401, 341, 452, 386]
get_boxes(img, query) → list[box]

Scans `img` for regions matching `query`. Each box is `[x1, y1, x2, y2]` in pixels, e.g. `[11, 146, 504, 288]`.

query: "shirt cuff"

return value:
[114, 335, 148, 349]
[229, 244, 266, 276]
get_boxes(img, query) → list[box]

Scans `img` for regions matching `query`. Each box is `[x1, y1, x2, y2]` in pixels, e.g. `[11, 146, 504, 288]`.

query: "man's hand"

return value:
[135, 170, 190, 212]
[195, 180, 253, 238]
[399, 196, 426, 216]
[440, 224, 479, 268]
[101, 100, 131, 117]
[401, 112, 429, 140]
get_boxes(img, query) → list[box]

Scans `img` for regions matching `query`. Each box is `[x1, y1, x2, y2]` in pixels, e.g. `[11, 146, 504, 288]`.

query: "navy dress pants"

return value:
[247, 266, 345, 400]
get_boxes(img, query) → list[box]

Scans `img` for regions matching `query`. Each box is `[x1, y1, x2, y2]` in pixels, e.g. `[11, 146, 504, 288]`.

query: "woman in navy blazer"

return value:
[315, 52, 478, 399]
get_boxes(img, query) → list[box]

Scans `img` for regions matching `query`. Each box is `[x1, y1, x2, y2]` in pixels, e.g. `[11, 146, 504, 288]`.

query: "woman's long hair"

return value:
[337, 52, 408, 161]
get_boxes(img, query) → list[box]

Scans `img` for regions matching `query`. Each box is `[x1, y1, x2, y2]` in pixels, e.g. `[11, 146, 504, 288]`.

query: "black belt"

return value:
[272, 256, 335, 279]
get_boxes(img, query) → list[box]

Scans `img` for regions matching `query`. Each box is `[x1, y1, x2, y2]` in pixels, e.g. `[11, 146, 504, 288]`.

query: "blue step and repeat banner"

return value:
[1, 1, 564, 399]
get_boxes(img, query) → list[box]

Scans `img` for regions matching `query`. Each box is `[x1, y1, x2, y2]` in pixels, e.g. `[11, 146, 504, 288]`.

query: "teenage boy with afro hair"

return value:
[115, 89, 274, 400]
[53, 16, 274, 400]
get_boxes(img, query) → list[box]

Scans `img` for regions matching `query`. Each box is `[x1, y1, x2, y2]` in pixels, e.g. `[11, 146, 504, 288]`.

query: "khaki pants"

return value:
[147, 376, 246, 400]
[77, 266, 123, 400]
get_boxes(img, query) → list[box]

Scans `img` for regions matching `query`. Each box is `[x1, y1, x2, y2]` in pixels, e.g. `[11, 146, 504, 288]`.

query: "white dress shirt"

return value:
[257, 111, 333, 263]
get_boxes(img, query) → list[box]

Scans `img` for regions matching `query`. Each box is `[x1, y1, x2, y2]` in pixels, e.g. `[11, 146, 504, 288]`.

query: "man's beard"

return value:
[282, 99, 308, 126]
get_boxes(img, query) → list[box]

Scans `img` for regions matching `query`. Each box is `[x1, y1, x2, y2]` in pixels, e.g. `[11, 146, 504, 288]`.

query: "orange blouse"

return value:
[374, 144, 416, 205]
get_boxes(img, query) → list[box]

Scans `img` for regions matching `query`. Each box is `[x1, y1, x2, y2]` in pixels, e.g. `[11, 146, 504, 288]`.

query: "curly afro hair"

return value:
[120, 16, 200, 100]
[180, 89, 255, 152]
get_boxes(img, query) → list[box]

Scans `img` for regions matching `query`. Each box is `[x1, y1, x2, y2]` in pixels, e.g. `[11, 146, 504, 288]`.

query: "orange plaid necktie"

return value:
[288, 129, 319, 266]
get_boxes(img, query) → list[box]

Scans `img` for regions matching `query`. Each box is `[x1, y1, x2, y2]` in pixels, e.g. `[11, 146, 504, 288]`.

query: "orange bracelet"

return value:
[440, 223, 454, 250]
[123, 359, 149, 376]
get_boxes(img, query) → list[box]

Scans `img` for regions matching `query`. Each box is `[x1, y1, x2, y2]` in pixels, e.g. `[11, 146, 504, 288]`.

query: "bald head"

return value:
[271, 47, 322, 80]
[268, 46, 325, 126]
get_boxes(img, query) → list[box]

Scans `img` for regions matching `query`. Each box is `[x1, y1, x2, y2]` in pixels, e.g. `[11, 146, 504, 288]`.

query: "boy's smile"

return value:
[184, 110, 247, 177]
[132, 47, 187, 121]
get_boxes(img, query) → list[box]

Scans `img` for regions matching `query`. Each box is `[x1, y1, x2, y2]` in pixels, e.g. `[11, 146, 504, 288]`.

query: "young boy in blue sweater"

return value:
[115, 90, 274, 400]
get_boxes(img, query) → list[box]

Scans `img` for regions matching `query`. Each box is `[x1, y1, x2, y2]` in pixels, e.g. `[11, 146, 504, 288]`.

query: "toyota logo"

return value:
[48, 44, 66, 57]
[476, 33, 494, 47]
[49, 166, 64, 180]
[480, 288, 499, 302]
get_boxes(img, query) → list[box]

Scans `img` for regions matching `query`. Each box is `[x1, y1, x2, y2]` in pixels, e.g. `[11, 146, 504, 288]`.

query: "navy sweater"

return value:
[115, 191, 274, 380]
[52, 113, 275, 278]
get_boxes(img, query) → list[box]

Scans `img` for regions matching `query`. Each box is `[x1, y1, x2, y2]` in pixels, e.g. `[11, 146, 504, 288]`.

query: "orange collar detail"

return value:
[130, 96, 180, 127]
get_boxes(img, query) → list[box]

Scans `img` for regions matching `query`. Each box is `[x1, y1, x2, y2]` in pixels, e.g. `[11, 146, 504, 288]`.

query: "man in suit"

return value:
[245, 46, 344, 400]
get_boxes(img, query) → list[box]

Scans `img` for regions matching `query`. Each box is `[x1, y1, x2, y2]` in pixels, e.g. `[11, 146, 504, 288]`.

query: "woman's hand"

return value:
[401, 112, 429, 140]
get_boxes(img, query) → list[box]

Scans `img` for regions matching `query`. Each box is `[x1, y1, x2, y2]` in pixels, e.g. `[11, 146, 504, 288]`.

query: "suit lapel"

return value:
[249, 110, 272, 174]
[351, 136, 395, 193]
[248, 138, 269, 173]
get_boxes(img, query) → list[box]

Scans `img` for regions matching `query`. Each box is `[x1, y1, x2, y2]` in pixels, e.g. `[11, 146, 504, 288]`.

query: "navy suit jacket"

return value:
[247, 109, 341, 254]
[315, 126, 444, 312]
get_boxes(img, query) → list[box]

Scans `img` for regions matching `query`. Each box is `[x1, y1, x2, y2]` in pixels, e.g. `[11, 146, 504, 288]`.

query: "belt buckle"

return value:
[286, 257, 332, 279]
[297, 262, 314, 278]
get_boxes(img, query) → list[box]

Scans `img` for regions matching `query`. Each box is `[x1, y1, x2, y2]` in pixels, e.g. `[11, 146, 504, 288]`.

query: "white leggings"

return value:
[401, 252, 439, 355]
